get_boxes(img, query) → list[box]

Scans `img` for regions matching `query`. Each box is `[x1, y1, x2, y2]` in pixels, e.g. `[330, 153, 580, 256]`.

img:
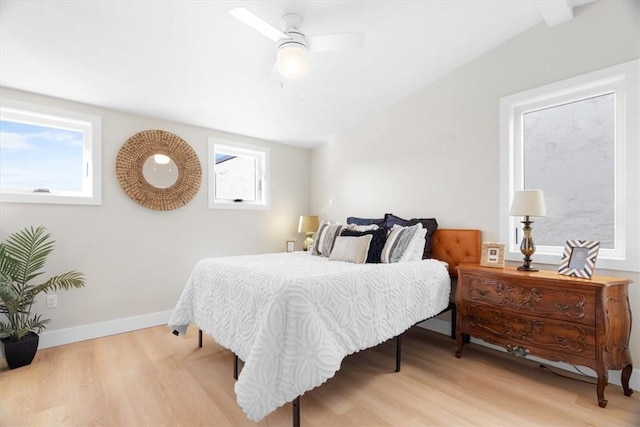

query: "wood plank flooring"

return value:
[1, 326, 638, 426]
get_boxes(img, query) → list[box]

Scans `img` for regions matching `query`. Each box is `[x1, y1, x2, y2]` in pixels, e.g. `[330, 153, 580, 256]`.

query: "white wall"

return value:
[310, 0, 640, 384]
[0, 87, 311, 339]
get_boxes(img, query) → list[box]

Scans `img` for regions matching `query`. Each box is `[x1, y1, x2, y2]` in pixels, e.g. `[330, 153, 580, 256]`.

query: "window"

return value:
[0, 99, 102, 205]
[500, 59, 639, 272]
[208, 138, 269, 210]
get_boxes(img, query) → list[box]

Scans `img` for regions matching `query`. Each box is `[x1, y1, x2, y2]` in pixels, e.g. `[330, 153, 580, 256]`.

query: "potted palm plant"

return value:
[0, 226, 85, 369]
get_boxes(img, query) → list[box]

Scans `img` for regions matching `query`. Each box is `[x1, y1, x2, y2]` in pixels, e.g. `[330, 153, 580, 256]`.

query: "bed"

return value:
[169, 226, 480, 425]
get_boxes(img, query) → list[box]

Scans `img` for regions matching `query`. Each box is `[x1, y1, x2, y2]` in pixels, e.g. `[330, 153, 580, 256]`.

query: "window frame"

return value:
[0, 99, 102, 205]
[207, 137, 270, 210]
[499, 59, 639, 272]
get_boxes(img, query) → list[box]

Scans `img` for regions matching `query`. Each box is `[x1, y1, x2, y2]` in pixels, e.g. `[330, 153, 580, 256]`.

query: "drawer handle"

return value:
[554, 335, 568, 343]
[554, 303, 570, 311]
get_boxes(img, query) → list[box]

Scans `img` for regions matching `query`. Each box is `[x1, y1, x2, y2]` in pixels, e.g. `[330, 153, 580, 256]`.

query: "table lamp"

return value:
[510, 190, 547, 271]
[298, 215, 319, 251]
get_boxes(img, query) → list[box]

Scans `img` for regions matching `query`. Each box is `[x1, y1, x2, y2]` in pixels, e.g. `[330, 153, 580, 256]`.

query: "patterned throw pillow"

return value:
[311, 222, 329, 255]
[311, 222, 343, 257]
[329, 235, 373, 264]
[320, 224, 343, 257]
[380, 223, 424, 263]
[399, 227, 427, 262]
[383, 213, 438, 259]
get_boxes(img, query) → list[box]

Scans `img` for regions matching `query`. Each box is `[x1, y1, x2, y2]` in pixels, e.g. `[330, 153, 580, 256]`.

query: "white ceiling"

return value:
[0, 1, 592, 148]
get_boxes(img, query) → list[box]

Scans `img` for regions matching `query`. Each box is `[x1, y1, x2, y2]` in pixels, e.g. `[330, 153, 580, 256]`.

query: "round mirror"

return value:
[142, 154, 179, 189]
[116, 130, 201, 211]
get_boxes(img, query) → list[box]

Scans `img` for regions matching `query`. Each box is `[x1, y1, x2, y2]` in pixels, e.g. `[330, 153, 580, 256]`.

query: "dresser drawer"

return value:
[461, 303, 596, 360]
[459, 274, 595, 325]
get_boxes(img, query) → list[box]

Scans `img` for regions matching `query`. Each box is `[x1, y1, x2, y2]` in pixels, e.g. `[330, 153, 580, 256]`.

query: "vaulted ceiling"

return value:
[0, 1, 592, 148]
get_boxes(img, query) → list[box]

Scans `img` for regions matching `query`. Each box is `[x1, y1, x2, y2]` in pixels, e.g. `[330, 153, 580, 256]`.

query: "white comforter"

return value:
[168, 252, 450, 422]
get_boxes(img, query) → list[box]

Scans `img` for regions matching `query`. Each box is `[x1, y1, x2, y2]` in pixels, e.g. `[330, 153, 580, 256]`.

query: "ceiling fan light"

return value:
[277, 44, 309, 79]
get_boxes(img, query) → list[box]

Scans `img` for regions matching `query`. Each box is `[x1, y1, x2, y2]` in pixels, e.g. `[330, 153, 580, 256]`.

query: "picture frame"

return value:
[285, 240, 296, 253]
[558, 240, 600, 279]
[480, 242, 505, 268]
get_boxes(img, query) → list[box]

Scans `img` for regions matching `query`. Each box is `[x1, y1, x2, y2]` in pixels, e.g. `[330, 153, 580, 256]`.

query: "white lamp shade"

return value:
[277, 44, 309, 79]
[298, 215, 319, 234]
[510, 190, 547, 217]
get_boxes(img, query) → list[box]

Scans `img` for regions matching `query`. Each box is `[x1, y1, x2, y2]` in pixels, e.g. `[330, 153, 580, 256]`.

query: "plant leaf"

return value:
[4, 226, 55, 285]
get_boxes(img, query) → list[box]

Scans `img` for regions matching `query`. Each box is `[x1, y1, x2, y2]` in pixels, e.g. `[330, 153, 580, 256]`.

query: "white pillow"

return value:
[343, 223, 379, 232]
[329, 235, 373, 264]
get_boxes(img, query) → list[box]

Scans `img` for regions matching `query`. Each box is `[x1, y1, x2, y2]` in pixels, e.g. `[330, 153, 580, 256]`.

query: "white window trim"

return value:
[207, 137, 270, 210]
[0, 99, 102, 205]
[499, 59, 639, 272]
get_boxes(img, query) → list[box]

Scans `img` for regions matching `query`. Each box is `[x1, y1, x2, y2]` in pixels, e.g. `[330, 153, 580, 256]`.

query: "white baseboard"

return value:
[37, 310, 172, 350]
[418, 320, 640, 392]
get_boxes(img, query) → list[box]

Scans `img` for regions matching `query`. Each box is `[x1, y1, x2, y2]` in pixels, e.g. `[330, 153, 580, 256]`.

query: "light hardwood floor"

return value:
[1, 326, 638, 426]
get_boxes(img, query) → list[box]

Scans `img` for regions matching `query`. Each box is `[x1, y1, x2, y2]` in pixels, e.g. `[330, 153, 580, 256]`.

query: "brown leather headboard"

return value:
[430, 229, 481, 278]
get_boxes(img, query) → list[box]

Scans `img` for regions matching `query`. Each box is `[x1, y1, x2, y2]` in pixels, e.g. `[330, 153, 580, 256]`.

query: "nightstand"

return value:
[455, 264, 633, 408]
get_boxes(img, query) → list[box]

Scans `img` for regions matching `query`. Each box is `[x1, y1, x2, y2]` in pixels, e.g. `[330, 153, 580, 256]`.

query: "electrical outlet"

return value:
[46, 294, 57, 308]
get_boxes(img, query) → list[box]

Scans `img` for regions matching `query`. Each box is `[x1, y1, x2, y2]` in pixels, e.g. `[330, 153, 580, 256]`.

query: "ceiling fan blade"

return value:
[308, 32, 365, 52]
[229, 7, 287, 43]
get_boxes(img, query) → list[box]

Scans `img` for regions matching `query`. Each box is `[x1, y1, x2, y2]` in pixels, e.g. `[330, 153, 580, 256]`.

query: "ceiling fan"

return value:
[229, 7, 364, 80]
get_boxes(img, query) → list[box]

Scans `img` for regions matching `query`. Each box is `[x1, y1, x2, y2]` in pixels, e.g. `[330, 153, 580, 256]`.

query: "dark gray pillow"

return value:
[346, 216, 385, 227]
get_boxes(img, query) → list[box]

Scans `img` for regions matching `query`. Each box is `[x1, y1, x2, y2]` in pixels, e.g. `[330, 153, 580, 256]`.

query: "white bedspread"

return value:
[168, 252, 450, 422]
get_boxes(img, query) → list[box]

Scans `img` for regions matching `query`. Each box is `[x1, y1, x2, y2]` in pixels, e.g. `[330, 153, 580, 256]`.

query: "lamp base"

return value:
[302, 235, 314, 251]
[517, 217, 538, 272]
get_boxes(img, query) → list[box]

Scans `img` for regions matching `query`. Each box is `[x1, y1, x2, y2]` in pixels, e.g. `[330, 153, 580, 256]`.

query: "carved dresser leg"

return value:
[622, 364, 634, 397]
[455, 332, 465, 358]
[596, 370, 608, 408]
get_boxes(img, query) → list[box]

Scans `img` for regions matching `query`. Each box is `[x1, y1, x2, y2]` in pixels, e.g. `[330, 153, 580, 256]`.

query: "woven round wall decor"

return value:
[116, 130, 201, 211]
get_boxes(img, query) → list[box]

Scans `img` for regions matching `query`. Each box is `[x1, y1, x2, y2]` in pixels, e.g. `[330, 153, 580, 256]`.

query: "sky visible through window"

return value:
[0, 120, 84, 191]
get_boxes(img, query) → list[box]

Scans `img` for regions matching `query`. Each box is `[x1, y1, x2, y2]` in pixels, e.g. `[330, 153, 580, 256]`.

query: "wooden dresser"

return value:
[455, 264, 633, 408]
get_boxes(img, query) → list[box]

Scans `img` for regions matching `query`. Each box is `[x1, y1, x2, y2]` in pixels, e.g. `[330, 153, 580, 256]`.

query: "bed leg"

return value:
[395, 334, 402, 372]
[292, 396, 300, 427]
[198, 329, 203, 348]
[234, 354, 239, 380]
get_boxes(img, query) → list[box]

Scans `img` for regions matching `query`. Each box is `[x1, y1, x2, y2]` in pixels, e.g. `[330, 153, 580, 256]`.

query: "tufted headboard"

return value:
[430, 229, 481, 278]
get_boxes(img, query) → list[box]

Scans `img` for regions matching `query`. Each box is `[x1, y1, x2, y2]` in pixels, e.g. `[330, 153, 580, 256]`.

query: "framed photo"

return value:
[558, 240, 600, 279]
[285, 240, 296, 253]
[480, 242, 505, 268]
